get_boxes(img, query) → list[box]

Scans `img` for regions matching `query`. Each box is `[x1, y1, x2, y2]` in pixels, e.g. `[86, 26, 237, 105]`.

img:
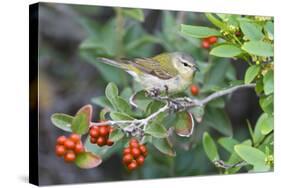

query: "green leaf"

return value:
[51, 113, 73, 132]
[260, 114, 274, 135]
[210, 44, 243, 58]
[263, 70, 274, 95]
[264, 21, 274, 40]
[259, 95, 273, 114]
[105, 82, 119, 101]
[218, 137, 239, 153]
[240, 21, 263, 41]
[205, 13, 226, 29]
[110, 111, 134, 121]
[174, 112, 194, 137]
[75, 152, 102, 169]
[152, 137, 176, 157]
[133, 90, 153, 111]
[202, 132, 219, 161]
[76, 104, 93, 125]
[112, 96, 132, 114]
[145, 122, 168, 138]
[204, 107, 233, 136]
[180, 24, 221, 38]
[189, 106, 205, 123]
[255, 78, 264, 94]
[234, 145, 269, 172]
[109, 128, 124, 142]
[242, 41, 273, 57]
[244, 65, 260, 84]
[91, 96, 113, 109]
[122, 8, 144, 22]
[71, 113, 89, 135]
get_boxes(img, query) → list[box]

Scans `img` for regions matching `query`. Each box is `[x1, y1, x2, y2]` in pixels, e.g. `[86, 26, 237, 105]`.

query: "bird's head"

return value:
[171, 52, 199, 80]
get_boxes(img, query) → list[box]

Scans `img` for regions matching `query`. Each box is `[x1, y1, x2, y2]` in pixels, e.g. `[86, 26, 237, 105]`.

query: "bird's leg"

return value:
[164, 85, 169, 96]
[146, 88, 161, 98]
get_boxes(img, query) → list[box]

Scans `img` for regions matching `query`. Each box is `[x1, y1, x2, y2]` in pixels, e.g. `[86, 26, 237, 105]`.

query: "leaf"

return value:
[244, 65, 260, 84]
[76, 104, 93, 125]
[259, 95, 273, 115]
[122, 8, 144, 22]
[264, 21, 274, 40]
[180, 24, 221, 38]
[109, 128, 124, 142]
[152, 137, 176, 157]
[91, 96, 113, 109]
[125, 35, 161, 51]
[218, 137, 239, 153]
[202, 132, 219, 161]
[174, 112, 194, 137]
[260, 114, 274, 135]
[110, 111, 134, 121]
[105, 82, 119, 101]
[133, 90, 153, 111]
[112, 96, 132, 114]
[75, 152, 102, 169]
[263, 70, 274, 95]
[210, 44, 243, 57]
[51, 113, 73, 132]
[145, 122, 168, 138]
[234, 145, 269, 172]
[205, 13, 226, 29]
[239, 21, 263, 41]
[204, 107, 233, 136]
[71, 113, 89, 135]
[242, 41, 273, 57]
[189, 106, 205, 123]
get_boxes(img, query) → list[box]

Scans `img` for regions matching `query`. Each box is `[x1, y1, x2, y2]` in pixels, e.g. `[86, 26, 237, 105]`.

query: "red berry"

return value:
[136, 155, 145, 166]
[64, 151, 76, 163]
[64, 139, 75, 150]
[127, 160, 138, 171]
[207, 36, 218, 44]
[69, 134, 80, 143]
[74, 143, 84, 154]
[107, 140, 114, 146]
[90, 137, 97, 144]
[99, 126, 109, 137]
[201, 39, 210, 49]
[55, 145, 66, 157]
[56, 136, 66, 145]
[131, 148, 141, 158]
[123, 147, 131, 155]
[130, 138, 139, 144]
[190, 84, 199, 96]
[123, 154, 133, 165]
[90, 128, 99, 138]
[97, 137, 106, 146]
[139, 145, 147, 154]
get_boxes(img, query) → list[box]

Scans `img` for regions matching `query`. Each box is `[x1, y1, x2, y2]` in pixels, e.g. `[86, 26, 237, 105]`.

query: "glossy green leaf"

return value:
[240, 21, 263, 41]
[259, 95, 273, 114]
[218, 137, 239, 153]
[105, 82, 119, 101]
[122, 8, 144, 22]
[203, 132, 219, 161]
[180, 24, 221, 38]
[234, 145, 269, 172]
[260, 114, 274, 135]
[152, 137, 176, 157]
[145, 122, 168, 138]
[174, 112, 194, 137]
[109, 128, 124, 142]
[210, 44, 243, 57]
[263, 70, 274, 95]
[71, 113, 89, 135]
[75, 152, 102, 169]
[242, 41, 273, 57]
[244, 65, 260, 84]
[51, 113, 73, 132]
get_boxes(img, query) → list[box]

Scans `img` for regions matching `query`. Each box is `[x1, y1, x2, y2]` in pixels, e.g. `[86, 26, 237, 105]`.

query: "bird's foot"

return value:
[146, 88, 161, 98]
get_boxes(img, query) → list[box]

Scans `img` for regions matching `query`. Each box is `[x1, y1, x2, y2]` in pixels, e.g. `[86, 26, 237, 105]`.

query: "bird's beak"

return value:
[193, 65, 200, 72]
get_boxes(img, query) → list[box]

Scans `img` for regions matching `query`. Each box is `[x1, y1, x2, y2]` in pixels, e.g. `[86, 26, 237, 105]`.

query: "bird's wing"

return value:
[131, 58, 178, 80]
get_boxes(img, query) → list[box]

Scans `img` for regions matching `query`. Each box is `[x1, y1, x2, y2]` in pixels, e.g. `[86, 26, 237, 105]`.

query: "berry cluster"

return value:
[90, 124, 114, 147]
[190, 84, 200, 96]
[55, 134, 84, 163]
[201, 36, 218, 49]
[122, 138, 148, 171]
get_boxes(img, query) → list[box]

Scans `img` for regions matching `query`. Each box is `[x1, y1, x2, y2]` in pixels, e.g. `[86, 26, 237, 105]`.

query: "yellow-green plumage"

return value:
[97, 52, 198, 94]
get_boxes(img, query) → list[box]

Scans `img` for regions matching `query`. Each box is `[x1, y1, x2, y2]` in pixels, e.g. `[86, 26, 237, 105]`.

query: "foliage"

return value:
[50, 7, 274, 176]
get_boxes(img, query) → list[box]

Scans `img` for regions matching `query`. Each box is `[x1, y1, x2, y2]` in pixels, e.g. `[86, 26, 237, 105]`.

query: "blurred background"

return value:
[36, 2, 262, 185]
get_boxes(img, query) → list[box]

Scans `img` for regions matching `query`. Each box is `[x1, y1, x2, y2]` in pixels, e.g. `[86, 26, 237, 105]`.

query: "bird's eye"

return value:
[183, 63, 189, 67]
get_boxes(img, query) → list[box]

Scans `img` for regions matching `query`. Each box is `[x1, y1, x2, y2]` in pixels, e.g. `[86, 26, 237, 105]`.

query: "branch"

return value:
[91, 84, 256, 137]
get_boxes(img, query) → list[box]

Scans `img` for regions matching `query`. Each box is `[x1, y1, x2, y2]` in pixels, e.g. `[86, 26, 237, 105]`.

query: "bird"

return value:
[97, 52, 199, 95]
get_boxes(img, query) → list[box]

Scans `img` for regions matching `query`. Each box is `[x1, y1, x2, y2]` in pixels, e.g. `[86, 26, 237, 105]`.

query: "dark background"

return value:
[35, 2, 261, 185]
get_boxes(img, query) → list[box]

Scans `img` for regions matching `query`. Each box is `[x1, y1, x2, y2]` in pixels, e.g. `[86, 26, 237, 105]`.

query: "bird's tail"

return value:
[96, 57, 129, 70]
